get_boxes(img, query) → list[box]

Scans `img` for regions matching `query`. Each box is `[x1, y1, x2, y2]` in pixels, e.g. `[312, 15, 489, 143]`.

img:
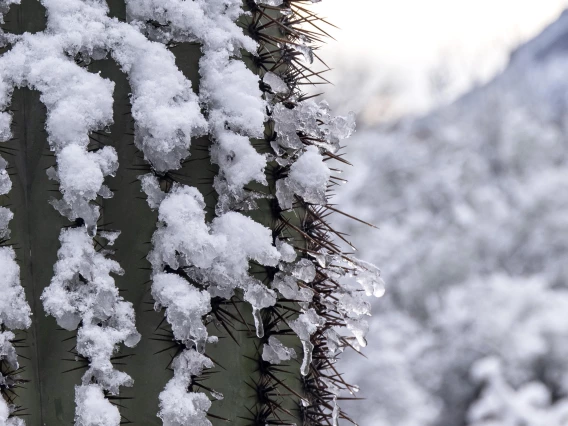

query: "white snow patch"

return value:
[276, 145, 330, 210]
[42, 228, 140, 396]
[158, 349, 213, 426]
[75, 384, 121, 426]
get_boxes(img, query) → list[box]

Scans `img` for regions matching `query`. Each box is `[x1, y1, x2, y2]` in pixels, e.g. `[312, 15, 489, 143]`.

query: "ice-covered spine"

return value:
[249, 2, 386, 423]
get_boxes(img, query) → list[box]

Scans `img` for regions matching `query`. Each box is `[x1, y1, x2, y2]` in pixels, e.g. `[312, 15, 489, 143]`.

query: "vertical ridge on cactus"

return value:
[0, 1, 385, 425]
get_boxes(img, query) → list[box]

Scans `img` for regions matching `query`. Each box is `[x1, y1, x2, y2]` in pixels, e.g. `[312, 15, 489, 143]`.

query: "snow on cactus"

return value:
[0, 0, 382, 425]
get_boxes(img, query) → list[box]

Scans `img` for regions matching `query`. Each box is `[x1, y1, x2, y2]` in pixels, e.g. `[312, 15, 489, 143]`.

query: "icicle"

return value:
[289, 309, 325, 376]
[252, 307, 264, 339]
[300, 340, 314, 376]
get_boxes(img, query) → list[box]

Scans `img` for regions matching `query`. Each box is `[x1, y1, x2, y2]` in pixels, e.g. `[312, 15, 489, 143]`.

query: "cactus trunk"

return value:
[0, 1, 383, 425]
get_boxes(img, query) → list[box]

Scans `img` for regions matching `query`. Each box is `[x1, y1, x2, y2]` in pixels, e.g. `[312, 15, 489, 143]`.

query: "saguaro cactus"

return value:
[0, 0, 384, 425]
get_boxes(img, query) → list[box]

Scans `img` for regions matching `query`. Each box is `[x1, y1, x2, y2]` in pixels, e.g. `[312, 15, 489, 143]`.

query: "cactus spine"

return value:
[0, 1, 384, 425]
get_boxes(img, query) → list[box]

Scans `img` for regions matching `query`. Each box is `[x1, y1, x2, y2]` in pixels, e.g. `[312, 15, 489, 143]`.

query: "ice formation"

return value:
[276, 145, 331, 210]
[289, 309, 325, 376]
[272, 259, 316, 302]
[272, 100, 356, 155]
[262, 336, 297, 364]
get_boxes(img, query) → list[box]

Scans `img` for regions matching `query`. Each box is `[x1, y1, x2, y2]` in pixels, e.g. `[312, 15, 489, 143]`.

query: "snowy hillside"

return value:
[336, 10, 568, 426]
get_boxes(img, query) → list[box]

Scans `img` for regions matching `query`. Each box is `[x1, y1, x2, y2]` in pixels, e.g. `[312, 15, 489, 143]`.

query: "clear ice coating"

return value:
[252, 307, 265, 339]
[289, 309, 325, 376]
[272, 99, 356, 155]
[299, 340, 315, 376]
[262, 336, 297, 364]
[263, 72, 289, 95]
[272, 258, 316, 303]
[245, 281, 277, 338]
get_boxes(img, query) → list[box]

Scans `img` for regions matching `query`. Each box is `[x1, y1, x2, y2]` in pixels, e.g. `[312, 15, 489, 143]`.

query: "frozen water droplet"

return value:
[252, 307, 264, 338]
[300, 340, 314, 376]
[194, 336, 207, 354]
[295, 43, 314, 64]
[313, 253, 326, 268]
[332, 395, 339, 426]
[211, 390, 224, 400]
[86, 224, 97, 238]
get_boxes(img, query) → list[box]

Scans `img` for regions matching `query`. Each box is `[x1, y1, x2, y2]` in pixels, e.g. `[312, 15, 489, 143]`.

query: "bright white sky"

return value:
[309, 0, 568, 122]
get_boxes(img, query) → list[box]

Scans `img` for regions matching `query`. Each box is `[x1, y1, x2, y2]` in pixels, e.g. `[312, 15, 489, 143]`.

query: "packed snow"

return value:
[158, 349, 213, 426]
[143, 178, 282, 343]
[126, 0, 266, 212]
[74, 384, 121, 426]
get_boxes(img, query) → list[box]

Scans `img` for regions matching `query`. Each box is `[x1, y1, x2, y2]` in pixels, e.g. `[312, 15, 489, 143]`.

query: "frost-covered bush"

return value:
[336, 11, 568, 426]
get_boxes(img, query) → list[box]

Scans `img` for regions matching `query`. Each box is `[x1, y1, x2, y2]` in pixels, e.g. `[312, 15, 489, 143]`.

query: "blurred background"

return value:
[309, 1, 568, 425]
